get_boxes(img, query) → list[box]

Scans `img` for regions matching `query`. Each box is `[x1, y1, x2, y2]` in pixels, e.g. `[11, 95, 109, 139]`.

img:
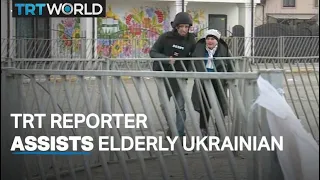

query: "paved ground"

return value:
[54, 152, 247, 180]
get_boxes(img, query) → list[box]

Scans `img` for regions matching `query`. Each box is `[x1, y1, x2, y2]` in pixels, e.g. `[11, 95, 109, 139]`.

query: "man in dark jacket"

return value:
[149, 12, 196, 138]
[191, 29, 234, 139]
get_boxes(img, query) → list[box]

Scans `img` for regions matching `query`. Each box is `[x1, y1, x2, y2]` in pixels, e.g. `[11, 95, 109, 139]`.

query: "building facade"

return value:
[255, 0, 318, 26]
[2, 0, 260, 58]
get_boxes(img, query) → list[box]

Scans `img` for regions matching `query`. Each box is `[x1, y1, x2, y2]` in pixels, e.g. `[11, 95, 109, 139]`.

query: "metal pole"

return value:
[7, 0, 11, 60]
[251, 0, 254, 56]
[182, 0, 185, 12]
[317, 0, 319, 25]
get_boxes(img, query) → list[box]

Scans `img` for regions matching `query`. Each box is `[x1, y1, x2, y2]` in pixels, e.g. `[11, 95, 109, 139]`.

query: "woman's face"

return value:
[205, 36, 218, 49]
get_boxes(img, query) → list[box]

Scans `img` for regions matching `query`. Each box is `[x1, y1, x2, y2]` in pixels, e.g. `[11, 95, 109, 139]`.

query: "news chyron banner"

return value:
[9, 113, 286, 154]
[12, 0, 106, 17]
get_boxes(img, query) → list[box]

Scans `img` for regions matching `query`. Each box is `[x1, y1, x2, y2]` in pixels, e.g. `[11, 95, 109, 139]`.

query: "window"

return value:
[208, 14, 227, 37]
[283, 0, 295, 7]
[15, 17, 50, 58]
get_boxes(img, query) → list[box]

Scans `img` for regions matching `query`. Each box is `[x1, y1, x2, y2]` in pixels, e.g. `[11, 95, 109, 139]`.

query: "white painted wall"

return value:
[262, 0, 317, 14]
[2, 0, 253, 58]
[101, 1, 173, 17]
[255, 0, 318, 25]
[255, 5, 266, 26]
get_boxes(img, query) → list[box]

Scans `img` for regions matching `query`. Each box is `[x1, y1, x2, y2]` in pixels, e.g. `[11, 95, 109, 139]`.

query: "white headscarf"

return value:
[204, 29, 221, 40]
[204, 29, 221, 70]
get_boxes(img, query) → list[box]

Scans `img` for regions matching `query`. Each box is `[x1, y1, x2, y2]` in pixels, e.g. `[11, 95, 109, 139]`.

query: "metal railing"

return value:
[2, 56, 319, 136]
[1, 36, 319, 59]
[1, 56, 319, 180]
[2, 66, 285, 180]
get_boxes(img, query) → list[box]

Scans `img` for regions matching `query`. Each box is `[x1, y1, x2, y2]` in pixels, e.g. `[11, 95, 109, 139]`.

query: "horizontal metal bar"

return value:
[4, 69, 261, 79]
[106, 56, 244, 61]
[2, 56, 318, 63]
[248, 56, 319, 60]
[5, 56, 244, 62]
[258, 69, 285, 73]
[1, 36, 318, 41]
[7, 58, 104, 62]
[106, 56, 319, 61]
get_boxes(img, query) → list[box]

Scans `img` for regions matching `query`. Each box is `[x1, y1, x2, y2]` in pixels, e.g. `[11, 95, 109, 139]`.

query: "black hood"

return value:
[193, 37, 230, 58]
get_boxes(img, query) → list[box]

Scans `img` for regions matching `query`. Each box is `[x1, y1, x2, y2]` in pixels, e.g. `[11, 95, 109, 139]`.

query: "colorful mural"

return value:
[187, 10, 206, 39]
[57, 17, 81, 54]
[97, 5, 171, 58]
[54, 7, 205, 58]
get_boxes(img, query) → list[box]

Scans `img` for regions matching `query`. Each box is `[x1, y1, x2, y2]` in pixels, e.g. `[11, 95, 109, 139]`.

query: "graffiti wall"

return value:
[187, 9, 206, 38]
[53, 6, 207, 58]
[56, 17, 81, 57]
[97, 5, 171, 58]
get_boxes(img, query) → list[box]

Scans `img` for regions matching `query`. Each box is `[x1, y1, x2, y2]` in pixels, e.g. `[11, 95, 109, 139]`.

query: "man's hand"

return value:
[169, 56, 175, 64]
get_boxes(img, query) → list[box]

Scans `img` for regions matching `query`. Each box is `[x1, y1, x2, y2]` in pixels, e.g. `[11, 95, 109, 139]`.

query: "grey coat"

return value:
[191, 38, 234, 116]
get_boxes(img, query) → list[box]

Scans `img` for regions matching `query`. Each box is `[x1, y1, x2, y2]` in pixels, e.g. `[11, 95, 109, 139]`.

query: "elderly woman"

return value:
[191, 29, 234, 138]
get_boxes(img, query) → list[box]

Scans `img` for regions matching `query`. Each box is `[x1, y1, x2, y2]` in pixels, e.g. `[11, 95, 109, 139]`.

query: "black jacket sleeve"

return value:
[149, 34, 169, 64]
[187, 36, 197, 71]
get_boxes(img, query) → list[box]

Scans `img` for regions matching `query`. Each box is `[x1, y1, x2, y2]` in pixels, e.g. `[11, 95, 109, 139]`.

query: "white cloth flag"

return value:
[252, 76, 319, 180]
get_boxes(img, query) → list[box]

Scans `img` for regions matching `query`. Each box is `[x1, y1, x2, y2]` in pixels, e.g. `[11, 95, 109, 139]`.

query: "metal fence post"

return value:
[134, 38, 137, 58]
[232, 37, 238, 56]
[258, 69, 285, 180]
[109, 61, 116, 162]
[81, 31, 87, 59]
[232, 57, 248, 138]
[278, 36, 284, 58]
[244, 78, 259, 180]
[1, 68, 25, 180]
[101, 58, 110, 137]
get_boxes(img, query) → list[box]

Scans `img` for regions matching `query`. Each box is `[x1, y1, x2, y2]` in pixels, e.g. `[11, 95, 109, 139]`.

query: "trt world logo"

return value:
[12, 0, 106, 17]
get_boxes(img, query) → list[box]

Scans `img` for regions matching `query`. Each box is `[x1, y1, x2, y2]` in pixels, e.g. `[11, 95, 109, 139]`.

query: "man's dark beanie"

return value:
[171, 12, 193, 28]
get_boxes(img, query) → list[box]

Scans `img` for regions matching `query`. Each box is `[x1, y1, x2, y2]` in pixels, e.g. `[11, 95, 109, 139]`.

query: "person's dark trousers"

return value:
[199, 102, 210, 131]
[159, 79, 187, 138]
